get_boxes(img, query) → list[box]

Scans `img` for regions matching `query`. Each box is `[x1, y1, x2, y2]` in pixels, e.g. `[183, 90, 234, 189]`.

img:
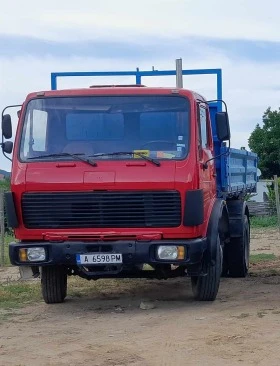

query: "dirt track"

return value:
[0, 228, 280, 366]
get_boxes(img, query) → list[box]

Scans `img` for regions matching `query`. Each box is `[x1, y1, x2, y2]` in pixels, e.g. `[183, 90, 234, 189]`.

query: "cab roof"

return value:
[25, 86, 206, 103]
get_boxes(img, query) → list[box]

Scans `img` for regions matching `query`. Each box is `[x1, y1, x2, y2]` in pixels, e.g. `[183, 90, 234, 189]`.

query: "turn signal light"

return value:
[19, 248, 28, 262]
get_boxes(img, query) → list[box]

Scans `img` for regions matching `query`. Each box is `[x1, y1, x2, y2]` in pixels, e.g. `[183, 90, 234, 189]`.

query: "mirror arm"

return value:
[202, 156, 217, 170]
[0, 142, 12, 162]
[1, 104, 22, 119]
[205, 99, 228, 114]
[203, 139, 231, 171]
[2, 152, 12, 162]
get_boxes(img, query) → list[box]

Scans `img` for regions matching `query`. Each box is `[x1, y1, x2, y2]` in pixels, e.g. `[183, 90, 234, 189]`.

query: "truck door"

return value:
[197, 104, 216, 206]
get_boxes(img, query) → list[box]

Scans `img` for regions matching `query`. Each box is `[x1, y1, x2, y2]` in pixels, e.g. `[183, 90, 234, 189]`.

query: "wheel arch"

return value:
[206, 199, 230, 266]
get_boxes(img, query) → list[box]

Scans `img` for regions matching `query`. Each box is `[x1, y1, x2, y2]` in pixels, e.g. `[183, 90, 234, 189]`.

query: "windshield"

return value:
[19, 95, 190, 162]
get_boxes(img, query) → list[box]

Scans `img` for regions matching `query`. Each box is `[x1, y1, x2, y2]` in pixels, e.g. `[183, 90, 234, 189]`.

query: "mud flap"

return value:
[19, 266, 40, 280]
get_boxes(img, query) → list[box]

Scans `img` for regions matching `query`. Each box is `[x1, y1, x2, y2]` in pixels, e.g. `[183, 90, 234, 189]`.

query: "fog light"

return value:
[19, 247, 46, 262]
[157, 245, 185, 260]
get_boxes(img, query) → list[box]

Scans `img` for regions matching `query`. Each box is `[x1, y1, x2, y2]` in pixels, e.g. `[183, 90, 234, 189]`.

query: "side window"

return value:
[23, 109, 48, 156]
[199, 106, 208, 148]
[23, 114, 31, 157]
[32, 110, 48, 151]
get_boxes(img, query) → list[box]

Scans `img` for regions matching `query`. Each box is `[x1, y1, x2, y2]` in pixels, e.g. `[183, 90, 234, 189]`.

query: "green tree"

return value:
[248, 107, 280, 178]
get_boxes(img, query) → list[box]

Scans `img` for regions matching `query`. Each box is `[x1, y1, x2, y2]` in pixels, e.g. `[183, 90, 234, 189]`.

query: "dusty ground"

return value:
[0, 228, 279, 366]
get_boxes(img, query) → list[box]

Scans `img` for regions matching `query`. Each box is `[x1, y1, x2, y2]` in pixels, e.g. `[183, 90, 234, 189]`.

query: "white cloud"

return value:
[1, 0, 280, 42]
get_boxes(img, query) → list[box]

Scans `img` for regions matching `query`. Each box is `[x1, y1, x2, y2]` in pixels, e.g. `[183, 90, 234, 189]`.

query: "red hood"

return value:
[12, 158, 199, 241]
[25, 161, 178, 191]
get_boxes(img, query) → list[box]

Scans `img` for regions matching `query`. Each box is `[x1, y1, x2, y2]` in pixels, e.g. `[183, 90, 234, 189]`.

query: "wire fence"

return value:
[0, 187, 11, 268]
[0, 188, 5, 267]
[274, 175, 280, 232]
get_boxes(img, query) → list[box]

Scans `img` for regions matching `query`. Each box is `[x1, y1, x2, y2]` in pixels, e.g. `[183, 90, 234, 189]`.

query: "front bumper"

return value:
[9, 238, 207, 268]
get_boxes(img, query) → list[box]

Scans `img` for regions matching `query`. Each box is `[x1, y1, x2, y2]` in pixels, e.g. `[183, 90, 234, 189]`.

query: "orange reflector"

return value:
[177, 246, 185, 260]
[19, 248, 27, 262]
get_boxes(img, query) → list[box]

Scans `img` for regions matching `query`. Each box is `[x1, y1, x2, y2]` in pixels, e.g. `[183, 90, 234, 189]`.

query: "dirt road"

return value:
[0, 228, 279, 366]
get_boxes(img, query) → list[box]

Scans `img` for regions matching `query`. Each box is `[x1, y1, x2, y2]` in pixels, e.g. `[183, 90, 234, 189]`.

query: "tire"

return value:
[41, 266, 67, 304]
[227, 215, 249, 277]
[221, 238, 229, 277]
[221, 254, 229, 277]
[191, 235, 222, 301]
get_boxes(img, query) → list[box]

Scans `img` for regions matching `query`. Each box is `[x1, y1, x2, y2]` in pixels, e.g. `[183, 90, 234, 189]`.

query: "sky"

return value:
[1, 0, 280, 171]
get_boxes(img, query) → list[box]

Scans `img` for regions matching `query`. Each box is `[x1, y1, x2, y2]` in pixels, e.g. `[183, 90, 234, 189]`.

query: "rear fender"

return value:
[227, 199, 250, 239]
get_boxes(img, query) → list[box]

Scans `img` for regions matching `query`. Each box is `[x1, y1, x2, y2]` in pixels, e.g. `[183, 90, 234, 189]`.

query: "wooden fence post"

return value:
[274, 175, 280, 233]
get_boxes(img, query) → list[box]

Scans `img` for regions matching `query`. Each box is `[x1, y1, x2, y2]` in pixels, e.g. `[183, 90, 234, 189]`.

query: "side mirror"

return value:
[2, 141, 13, 154]
[2, 114, 12, 139]
[215, 112, 230, 141]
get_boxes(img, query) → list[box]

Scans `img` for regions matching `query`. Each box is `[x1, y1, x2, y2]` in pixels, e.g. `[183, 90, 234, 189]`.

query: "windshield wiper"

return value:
[27, 153, 97, 167]
[90, 152, 161, 167]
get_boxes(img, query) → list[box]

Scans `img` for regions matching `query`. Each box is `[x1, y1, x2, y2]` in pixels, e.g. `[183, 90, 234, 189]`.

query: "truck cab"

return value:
[2, 63, 258, 303]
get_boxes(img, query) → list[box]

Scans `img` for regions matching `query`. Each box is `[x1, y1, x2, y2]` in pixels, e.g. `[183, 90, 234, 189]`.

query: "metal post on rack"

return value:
[175, 58, 183, 88]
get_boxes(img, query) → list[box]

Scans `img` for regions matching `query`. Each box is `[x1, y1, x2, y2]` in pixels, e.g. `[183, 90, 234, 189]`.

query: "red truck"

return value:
[2, 60, 258, 303]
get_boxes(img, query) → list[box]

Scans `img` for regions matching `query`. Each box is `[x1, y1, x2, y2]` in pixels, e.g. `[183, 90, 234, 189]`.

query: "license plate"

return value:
[76, 253, 123, 265]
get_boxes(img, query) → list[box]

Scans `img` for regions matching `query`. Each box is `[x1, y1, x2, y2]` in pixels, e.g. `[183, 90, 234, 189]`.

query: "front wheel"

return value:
[191, 236, 222, 301]
[41, 266, 67, 304]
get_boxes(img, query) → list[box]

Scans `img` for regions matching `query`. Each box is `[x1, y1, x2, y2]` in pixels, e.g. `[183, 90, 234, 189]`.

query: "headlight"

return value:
[157, 245, 185, 260]
[27, 247, 46, 261]
[19, 247, 46, 262]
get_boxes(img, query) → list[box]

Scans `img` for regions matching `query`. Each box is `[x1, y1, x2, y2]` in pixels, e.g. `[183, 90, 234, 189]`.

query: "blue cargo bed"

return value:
[219, 147, 258, 197]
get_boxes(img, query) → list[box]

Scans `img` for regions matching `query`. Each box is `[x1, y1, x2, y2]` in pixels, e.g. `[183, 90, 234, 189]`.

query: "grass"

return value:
[249, 253, 278, 264]
[3, 234, 14, 266]
[0, 282, 41, 310]
[0, 276, 140, 312]
[250, 216, 278, 228]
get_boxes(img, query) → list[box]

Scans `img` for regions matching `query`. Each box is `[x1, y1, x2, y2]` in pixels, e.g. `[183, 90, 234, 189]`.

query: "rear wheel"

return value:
[227, 215, 250, 277]
[191, 235, 222, 301]
[41, 266, 67, 304]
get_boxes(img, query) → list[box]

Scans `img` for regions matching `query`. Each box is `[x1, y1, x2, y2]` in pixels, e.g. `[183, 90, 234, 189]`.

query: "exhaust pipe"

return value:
[175, 58, 183, 88]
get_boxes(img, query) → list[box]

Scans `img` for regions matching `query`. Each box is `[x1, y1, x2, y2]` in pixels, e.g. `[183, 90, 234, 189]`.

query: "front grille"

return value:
[22, 191, 181, 229]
